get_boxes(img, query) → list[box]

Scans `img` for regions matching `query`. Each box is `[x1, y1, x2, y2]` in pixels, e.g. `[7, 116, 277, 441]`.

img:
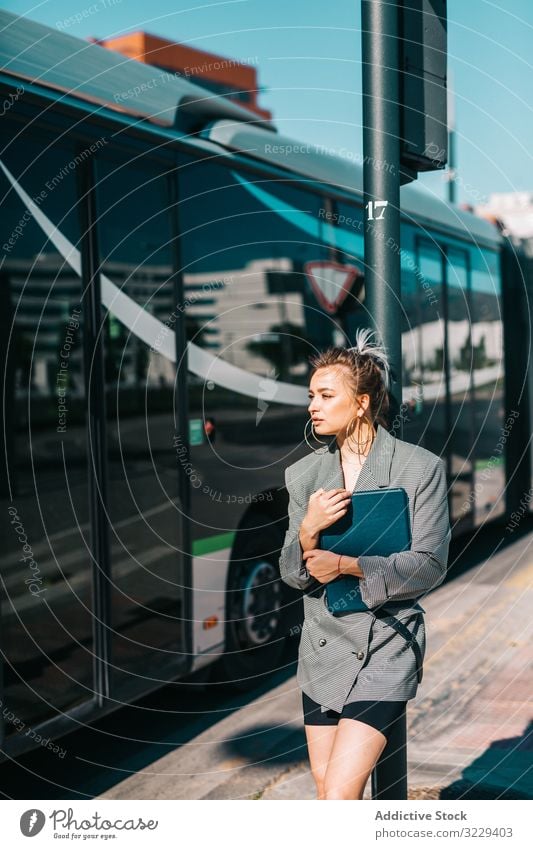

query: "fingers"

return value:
[326, 490, 352, 504]
[313, 488, 350, 498]
[329, 493, 352, 507]
[330, 508, 349, 520]
[327, 497, 351, 517]
[325, 487, 351, 496]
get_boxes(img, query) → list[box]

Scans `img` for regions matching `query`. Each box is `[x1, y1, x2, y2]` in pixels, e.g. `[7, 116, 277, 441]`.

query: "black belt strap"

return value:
[377, 606, 423, 684]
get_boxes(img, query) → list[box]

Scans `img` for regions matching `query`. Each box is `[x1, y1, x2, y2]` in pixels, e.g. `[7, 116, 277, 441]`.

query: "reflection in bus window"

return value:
[470, 248, 505, 524]
[446, 248, 475, 528]
[416, 240, 447, 457]
[0, 135, 94, 733]
[94, 155, 186, 692]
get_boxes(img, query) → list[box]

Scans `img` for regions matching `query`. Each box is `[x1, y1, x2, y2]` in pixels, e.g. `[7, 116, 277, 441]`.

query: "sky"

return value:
[3, 0, 533, 206]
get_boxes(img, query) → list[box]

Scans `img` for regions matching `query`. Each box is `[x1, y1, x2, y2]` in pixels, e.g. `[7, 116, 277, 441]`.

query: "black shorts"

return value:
[302, 691, 406, 737]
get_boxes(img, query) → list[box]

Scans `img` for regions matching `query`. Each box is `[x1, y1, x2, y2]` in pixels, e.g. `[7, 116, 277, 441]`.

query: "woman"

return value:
[279, 328, 451, 800]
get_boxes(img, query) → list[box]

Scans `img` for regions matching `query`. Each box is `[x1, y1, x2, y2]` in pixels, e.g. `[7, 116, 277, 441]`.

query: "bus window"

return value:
[179, 158, 335, 381]
[94, 153, 187, 694]
[0, 128, 94, 735]
[470, 248, 505, 525]
[177, 159, 331, 494]
[398, 225, 426, 446]
[332, 201, 366, 342]
[415, 239, 447, 458]
[177, 159, 339, 667]
[446, 247, 475, 529]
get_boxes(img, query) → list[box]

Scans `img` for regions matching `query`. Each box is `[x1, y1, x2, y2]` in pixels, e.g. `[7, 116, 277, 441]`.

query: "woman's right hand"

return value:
[302, 488, 352, 536]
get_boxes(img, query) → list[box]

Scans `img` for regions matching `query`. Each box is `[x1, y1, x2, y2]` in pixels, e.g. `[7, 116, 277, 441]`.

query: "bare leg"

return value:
[304, 723, 338, 799]
[323, 718, 388, 800]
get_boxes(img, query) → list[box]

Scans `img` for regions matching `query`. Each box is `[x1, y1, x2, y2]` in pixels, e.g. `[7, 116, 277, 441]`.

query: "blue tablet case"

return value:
[318, 487, 411, 615]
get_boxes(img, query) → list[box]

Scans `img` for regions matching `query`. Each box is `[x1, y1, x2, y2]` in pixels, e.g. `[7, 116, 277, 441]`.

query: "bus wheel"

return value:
[217, 556, 287, 690]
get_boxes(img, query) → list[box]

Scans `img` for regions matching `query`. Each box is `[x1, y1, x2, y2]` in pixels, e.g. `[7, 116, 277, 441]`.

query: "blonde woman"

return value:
[279, 328, 451, 800]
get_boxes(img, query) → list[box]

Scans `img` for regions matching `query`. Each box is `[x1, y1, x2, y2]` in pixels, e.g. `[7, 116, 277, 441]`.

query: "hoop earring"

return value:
[303, 417, 329, 450]
[345, 414, 374, 456]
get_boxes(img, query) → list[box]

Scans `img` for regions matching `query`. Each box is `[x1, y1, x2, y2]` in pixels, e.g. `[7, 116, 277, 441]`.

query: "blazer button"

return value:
[356, 651, 365, 660]
[319, 638, 327, 647]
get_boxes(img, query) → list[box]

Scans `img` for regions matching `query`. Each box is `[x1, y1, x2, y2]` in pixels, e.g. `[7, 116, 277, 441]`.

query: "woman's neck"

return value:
[338, 421, 376, 464]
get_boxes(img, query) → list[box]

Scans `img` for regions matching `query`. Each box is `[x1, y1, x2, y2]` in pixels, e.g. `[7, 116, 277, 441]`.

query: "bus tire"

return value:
[216, 554, 288, 690]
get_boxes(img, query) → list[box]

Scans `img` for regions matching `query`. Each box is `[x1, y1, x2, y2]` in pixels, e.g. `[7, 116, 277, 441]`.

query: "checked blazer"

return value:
[279, 423, 451, 713]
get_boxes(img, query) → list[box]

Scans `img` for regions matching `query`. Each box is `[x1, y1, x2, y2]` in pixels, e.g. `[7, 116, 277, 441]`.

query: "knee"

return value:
[324, 787, 346, 800]
[324, 787, 361, 800]
[323, 778, 366, 800]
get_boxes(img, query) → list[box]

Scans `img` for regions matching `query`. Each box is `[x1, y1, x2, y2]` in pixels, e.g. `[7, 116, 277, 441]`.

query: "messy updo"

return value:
[308, 327, 391, 454]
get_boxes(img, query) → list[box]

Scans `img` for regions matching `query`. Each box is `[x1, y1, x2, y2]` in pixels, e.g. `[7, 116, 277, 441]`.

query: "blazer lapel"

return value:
[315, 423, 396, 494]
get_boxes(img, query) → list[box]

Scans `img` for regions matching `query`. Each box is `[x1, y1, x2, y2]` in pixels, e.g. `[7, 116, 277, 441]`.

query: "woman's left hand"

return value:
[302, 549, 340, 584]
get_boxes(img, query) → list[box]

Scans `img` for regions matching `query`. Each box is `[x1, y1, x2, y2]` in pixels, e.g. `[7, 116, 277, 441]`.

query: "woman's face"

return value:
[307, 366, 369, 436]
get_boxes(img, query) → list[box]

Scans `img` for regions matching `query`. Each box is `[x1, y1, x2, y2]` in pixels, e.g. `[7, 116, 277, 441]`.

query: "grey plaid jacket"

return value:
[279, 423, 451, 712]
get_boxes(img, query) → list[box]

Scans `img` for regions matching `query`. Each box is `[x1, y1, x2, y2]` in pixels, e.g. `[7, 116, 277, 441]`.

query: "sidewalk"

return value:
[99, 528, 533, 800]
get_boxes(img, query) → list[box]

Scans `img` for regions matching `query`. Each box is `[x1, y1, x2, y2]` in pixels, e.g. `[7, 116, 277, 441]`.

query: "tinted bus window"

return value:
[416, 240, 447, 457]
[178, 159, 342, 578]
[0, 127, 94, 734]
[470, 247, 505, 525]
[94, 154, 187, 693]
[334, 201, 367, 342]
[446, 247, 475, 528]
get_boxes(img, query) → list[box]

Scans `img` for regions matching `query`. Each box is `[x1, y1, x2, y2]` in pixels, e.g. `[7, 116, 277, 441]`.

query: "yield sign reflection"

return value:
[304, 260, 363, 314]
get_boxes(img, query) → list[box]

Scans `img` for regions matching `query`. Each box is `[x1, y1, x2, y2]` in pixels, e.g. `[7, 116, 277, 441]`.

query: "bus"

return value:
[0, 9, 530, 759]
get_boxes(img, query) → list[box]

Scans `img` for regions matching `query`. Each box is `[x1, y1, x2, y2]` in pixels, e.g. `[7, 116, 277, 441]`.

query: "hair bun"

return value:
[346, 327, 391, 390]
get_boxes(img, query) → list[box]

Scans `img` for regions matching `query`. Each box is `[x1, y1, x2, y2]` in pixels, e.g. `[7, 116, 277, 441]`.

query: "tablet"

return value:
[318, 488, 411, 615]
[319, 487, 411, 557]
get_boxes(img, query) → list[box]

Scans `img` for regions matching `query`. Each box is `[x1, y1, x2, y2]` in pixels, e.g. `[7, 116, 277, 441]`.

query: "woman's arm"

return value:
[278, 467, 321, 591]
[347, 456, 451, 608]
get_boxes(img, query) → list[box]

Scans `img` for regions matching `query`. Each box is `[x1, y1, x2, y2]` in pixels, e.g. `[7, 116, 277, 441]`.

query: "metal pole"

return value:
[78, 155, 112, 706]
[361, 0, 407, 799]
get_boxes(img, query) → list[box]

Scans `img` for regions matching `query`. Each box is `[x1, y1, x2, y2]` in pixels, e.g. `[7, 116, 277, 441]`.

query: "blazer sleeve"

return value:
[357, 456, 451, 608]
[278, 466, 320, 591]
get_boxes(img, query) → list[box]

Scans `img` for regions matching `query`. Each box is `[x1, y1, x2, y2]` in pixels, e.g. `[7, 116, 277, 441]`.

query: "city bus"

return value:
[0, 9, 530, 759]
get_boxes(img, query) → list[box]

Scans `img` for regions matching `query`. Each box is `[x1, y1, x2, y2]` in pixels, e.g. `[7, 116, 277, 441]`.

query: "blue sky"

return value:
[3, 0, 532, 204]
